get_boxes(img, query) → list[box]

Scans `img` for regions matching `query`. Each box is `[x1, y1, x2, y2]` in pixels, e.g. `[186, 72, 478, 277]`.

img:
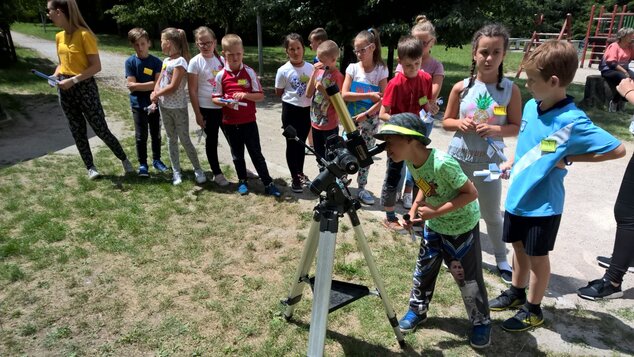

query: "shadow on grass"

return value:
[542, 307, 634, 355]
[0, 93, 82, 168]
[286, 315, 546, 355]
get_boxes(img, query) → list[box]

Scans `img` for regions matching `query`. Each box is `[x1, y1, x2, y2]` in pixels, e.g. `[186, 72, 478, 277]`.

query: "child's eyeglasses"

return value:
[197, 41, 213, 48]
[353, 44, 373, 56]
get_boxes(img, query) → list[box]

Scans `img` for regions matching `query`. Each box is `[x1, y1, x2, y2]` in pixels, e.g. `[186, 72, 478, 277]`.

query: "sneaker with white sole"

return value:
[470, 324, 492, 348]
[214, 173, 230, 186]
[194, 169, 207, 184]
[402, 192, 413, 209]
[138, 164, 149, 177]
[172, 171, 183, 186]
[122, 159, 135, 174]
[87, 167, 101, 180]
[153, 159, 169, 173]
[596, 256, 634, 273]
[246, 169, 259, 179]
[399, 310, 427, 333]
[358, 189, 375, 205]
[577, 278, 623, 300]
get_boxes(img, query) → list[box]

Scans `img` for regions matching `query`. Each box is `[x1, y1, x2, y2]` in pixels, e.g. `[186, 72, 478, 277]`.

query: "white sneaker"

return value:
[87, 167, 101, 180]
[194, 169, 207, 184]
[402, 192, 413, 209]
[172, 171, 183, 185]
[214, 173, 230, 186]
[246, 169, 259, 179]
[358, 189, 375, 205]
[122, 159, 135, 174]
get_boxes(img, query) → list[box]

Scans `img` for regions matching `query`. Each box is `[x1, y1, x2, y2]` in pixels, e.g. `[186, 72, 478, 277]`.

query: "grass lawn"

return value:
[2, 31, 634, 355]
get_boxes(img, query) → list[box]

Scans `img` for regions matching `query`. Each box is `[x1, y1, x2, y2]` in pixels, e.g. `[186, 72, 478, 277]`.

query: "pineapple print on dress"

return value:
[472, 92, 494, 124]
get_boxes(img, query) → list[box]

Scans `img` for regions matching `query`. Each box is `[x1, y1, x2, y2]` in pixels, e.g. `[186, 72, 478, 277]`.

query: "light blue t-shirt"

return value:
[506, 98, 621, 216]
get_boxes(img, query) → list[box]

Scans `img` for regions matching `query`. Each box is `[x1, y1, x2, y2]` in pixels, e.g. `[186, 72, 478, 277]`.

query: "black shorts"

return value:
[503, 211, 562, 256]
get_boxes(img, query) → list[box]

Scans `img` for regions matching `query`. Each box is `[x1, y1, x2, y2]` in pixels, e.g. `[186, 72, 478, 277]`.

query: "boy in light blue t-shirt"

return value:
[489, 40, 625, 332]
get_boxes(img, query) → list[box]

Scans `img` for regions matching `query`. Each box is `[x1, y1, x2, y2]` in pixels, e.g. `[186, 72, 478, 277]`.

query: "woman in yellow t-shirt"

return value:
[47, 0, 132, 179]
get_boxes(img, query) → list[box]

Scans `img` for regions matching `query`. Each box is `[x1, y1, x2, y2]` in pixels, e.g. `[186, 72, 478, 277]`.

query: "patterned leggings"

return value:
[355, 115, 380, 188]
[58, 77, 127, 169]
[408, 223, 491, 326]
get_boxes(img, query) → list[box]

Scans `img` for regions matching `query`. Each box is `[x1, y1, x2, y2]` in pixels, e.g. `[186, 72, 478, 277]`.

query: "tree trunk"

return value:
[580, 75, 613, 110]
[387, 44, 395, 79]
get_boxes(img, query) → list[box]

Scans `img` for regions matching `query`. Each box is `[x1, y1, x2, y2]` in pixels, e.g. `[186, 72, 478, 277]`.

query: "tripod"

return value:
[281, 180, 405, 356]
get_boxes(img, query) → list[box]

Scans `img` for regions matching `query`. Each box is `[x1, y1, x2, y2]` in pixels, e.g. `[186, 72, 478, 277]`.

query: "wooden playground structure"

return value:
[580, 4, 634, 68]
[515, 13, 573, 78]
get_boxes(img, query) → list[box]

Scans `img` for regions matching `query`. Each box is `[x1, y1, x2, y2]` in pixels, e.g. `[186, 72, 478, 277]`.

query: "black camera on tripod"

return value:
[309, 135, 358, 195]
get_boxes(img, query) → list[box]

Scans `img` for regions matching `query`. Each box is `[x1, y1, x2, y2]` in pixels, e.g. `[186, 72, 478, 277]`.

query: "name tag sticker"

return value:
[143, 67, 153, 76]
[540, 139, 557, 153]
[238, 79, 248, 86]
[418, 96, 428, 106]
[493, 105, 507, 115]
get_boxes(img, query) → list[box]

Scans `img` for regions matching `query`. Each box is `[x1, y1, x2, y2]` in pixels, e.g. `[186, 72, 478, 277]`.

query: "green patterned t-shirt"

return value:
[407, 148, 480, 235]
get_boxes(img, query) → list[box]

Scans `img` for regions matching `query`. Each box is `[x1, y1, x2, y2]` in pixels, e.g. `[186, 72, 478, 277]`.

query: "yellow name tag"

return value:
[143, 67, 153, 76]
[540, 139, 557, 153]
[418, 96, 428, 106]
[238, 79, 248, 86]
[493, 105, 507, 115]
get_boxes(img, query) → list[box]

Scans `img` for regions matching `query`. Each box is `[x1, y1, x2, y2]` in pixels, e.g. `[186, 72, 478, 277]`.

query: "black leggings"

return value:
[58, 76, 127, 169]
[281, 102, 311, 180]
[201, 108, 225, 175]
[602, 69, 634, 103]
[605, 153, 634, 284]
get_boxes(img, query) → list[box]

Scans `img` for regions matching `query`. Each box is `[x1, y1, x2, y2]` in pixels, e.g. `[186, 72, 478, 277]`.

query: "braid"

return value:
[496, 62, 504, 90]
[462, 59, 477, 99]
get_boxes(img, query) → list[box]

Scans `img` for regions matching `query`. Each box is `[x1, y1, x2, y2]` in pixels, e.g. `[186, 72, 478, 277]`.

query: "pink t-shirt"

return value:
[395, 56, 444, 77]
[602, 41, 633, 68]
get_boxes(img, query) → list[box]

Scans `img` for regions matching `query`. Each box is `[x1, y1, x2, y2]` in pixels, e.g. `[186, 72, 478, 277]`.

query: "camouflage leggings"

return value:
[58, 77, 127, 169]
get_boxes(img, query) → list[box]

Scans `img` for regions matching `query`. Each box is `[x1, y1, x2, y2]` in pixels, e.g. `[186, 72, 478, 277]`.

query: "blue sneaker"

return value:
[237, 180, 249, 195]
[138, 164, 149, 177]
[264, 182, 282, 197]
[153, 159, 169, 173]
[470, 324, 492, 349]
[398, 310, 426, 333]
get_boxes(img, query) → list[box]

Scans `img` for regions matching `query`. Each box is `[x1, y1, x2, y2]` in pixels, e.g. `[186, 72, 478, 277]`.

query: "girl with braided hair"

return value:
[442, 23, 522, 284]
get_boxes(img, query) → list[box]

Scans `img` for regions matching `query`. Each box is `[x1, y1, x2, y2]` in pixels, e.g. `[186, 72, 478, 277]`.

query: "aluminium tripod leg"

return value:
[307, 211, 339, 357]
[283, 217, 321, 320]
[348, 210, 406, 348]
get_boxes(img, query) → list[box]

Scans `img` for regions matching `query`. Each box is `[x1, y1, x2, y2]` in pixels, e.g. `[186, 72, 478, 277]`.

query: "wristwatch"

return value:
[71, 77, 79, 84]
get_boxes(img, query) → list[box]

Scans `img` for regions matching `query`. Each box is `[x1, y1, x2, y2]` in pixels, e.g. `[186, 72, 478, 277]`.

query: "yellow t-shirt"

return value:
[55, 28, 98, 76]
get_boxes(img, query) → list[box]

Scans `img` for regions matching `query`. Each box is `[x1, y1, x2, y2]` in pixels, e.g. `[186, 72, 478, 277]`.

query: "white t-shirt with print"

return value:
[275, 61, 313, 108]
[158, 56, 188, 109]
[187, 53, 225, 109]
[345, 62, 388, 87]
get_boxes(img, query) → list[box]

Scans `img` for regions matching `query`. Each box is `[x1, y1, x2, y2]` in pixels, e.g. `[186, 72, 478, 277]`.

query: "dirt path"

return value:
[9, 31, 634, 355]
